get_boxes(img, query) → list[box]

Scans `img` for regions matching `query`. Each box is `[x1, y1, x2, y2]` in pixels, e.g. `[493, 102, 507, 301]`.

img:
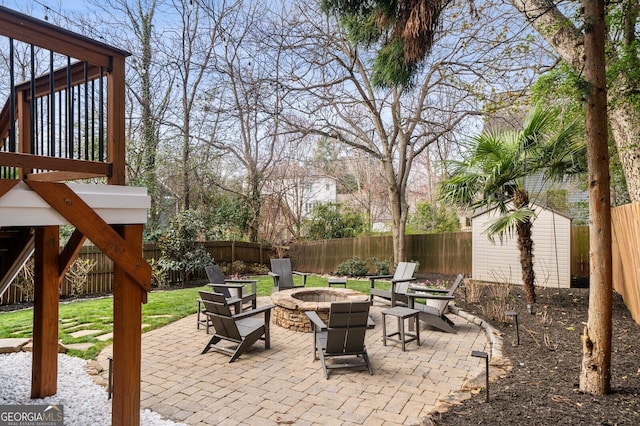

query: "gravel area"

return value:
[0, 352, 184, 426]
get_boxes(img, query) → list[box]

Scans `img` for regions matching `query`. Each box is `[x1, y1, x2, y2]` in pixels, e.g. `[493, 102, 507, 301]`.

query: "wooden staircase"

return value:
[0, 6, 150, 424]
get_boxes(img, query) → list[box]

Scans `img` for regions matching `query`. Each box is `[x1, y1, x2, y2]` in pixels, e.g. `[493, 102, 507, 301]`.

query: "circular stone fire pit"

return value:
[271, 288, 369, 332]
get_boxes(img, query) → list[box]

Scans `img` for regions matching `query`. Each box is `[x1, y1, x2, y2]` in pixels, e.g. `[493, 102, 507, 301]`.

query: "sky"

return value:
[2, 0, 96, 20]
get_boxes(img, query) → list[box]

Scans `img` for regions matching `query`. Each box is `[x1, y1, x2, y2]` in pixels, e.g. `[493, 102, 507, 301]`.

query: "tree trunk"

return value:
[516, 219, 536, 305]
[514, 189, 536, 305]
[389, 184, 407, 264]
[139, 8, 158, 224]
[509, 0, 640, 202]
[579, 0, 612, 396]
[608, 95, 640, 201]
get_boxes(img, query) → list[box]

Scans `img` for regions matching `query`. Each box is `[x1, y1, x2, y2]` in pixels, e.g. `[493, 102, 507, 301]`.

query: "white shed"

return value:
[472, 203, 572, 288]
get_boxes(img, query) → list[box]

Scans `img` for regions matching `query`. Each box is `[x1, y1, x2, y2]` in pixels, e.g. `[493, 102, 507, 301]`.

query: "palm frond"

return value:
[484, 207, 536, 242]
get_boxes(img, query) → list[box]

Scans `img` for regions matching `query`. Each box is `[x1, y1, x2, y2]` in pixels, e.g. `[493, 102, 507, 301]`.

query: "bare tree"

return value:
[201, 0, 289, 243]
[277, 2, 540, 263]
[159, 0, 225, 211]
[74, 0, 175, 224]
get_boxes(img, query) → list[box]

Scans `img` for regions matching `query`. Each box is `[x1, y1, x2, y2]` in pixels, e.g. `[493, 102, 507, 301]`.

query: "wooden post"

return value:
[17, 89, 31, 179]
[111, 224, 144, 426]
[107, 56, 126, 186]
[31, 226, 60, 398]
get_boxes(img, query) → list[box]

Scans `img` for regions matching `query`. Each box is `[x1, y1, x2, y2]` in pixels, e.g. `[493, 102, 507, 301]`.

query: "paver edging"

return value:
[425, 306, 512, 421]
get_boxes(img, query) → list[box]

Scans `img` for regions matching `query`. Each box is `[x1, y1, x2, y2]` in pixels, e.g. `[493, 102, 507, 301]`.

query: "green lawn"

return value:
[0, 275, 374, 360]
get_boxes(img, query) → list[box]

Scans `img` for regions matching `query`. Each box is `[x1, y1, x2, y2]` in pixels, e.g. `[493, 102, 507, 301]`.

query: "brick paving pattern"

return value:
[98, 297, 489, 425]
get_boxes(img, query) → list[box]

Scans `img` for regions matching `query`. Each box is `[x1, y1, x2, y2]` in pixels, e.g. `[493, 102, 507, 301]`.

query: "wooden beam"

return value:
[0, 7, 130, 69]
[25, 181, 151, 291]
[31, 226, 60, 398]
[58, 229, 86, 280]
[26, 171, 108, 182]
[0, 179, 20, 198]
[0, 152, 111, 177]
[111, 224, 143, 426]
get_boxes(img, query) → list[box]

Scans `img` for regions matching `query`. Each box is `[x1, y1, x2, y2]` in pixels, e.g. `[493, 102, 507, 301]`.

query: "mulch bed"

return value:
[428, 280, 640, 425]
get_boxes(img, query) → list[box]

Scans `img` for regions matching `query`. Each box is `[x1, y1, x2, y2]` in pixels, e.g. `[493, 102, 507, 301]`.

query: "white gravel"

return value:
[0, 352, 185, 426]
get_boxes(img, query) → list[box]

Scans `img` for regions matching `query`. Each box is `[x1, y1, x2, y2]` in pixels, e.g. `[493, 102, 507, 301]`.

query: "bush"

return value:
[65, 258, 96, 296]
[369, 257, 390, 275]
[335, 257, 369, 277]
[14, 258, 34, 302]
[303, 203, 366, 240]
[157, 210, 213, 285]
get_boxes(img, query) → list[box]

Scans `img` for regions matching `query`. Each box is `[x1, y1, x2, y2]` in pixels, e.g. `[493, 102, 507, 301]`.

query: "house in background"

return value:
[261, 164, 338, 242]
[472, 203, 572, 289]
[299, 176, 337, 217]
[524, 170, 589, 225]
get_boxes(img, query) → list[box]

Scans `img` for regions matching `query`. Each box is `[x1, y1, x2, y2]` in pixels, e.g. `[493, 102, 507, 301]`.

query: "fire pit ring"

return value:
[270, 287, 369, 332]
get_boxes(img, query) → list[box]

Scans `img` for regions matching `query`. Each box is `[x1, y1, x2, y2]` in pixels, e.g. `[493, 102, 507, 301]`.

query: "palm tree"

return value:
[439, 105, 585, 308]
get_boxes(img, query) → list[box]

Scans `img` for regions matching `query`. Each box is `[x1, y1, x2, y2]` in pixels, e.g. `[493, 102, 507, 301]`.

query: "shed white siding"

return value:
[472, 204, 571, 288]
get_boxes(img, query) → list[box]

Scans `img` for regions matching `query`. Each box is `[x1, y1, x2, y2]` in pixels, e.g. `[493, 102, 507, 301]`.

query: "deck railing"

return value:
[0, 6, 129, 183]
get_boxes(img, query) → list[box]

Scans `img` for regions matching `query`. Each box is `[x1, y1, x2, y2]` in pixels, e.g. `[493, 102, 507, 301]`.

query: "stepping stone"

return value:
[69, 329, 102, 338]
[64, 342, 95, 351]
[60, 318, 76, 324]
[95, 333, 113, 342]
[22, 341, 68, 353]
[84, 360, 104, 375]
[147, 315, 172, 318]
[0, 338, 32, 354]
[62, 324, 90, 331]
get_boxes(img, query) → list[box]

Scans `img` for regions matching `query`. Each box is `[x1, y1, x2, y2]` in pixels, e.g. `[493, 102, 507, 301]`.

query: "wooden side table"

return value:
[381, 306, 420, 351]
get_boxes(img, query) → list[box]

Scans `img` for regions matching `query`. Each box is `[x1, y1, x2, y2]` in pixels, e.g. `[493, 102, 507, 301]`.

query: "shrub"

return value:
[65, 258, 97, 296]
[157, 210, 213, 285]
[149, 258, 169, 289]
[369, 257, 390, 275]
[335, 257, 369, 277]
[14, 258, 34, 302]
[303, 203, 366, 239]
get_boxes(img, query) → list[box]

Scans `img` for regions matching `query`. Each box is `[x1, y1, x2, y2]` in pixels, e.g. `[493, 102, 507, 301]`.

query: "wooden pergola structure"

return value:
[0, 7, 151, 425]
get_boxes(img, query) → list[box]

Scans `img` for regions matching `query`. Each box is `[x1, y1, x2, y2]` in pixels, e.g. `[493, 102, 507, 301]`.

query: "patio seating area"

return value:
[98, 296, 491, 425]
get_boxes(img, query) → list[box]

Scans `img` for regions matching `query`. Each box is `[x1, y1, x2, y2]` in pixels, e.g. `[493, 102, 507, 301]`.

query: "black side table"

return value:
[381, 306, 420, 351]
[327, 278, 347, 288]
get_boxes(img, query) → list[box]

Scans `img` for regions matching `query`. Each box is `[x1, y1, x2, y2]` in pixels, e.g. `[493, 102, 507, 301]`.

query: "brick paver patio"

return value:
[98, 297, 491, 425]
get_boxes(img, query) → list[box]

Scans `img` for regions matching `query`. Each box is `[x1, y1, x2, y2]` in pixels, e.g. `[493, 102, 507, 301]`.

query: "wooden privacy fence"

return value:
[289, 233, 473, 275]
[289, 228, 591, 279]
[611, 203, 640, 324]
[0, 240, 271, 305]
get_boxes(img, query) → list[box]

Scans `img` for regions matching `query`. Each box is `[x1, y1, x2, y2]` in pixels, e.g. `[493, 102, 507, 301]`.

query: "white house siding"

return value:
[472, 204, 571, 288]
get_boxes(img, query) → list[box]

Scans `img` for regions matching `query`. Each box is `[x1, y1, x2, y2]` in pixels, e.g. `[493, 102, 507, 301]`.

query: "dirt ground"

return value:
[427, 278, 640, 425]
